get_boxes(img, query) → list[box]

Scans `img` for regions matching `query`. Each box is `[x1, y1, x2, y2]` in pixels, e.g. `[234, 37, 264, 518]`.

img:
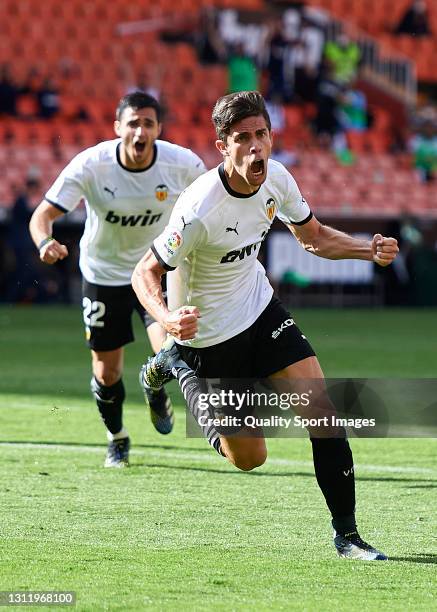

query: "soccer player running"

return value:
[132, 91, 399, 559]
[29, 91, 206, 468]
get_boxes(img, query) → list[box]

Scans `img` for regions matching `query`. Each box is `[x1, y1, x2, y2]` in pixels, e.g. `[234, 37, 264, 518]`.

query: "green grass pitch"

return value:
[0, 306, 436, 611]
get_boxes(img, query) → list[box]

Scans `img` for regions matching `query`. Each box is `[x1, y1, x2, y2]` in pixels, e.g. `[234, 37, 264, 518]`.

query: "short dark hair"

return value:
[212, 91, 271, 141]
[116, 91, 161, 122]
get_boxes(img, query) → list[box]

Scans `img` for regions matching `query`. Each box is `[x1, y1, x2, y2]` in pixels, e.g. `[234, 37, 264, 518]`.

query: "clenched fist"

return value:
[39, 239, 69, 264]
[164, 306, 201, 340]
[371, 234, 399, 267]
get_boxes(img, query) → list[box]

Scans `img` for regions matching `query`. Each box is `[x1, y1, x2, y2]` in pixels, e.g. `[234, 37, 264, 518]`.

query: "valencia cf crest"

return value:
[266, 198, 276, 221]
[155, 184, 169, 202]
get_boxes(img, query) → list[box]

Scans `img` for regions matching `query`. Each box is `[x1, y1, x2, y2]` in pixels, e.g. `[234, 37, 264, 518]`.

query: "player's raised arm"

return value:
[29, 200, 69, 264]
[132, 249, 200, 341]
[287, 215, 399, 266]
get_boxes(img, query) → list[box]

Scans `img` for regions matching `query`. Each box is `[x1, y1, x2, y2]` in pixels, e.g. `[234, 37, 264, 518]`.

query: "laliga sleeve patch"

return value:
[163, 228, 184, 256]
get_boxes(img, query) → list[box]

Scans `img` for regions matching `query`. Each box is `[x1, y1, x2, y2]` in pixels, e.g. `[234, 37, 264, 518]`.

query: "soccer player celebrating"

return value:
[29, 91, 206, 468]
[132, 91, 398, 559]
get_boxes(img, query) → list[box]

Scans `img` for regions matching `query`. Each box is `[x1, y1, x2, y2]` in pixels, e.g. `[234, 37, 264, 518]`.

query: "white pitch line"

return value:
[0, 441, 436, 476]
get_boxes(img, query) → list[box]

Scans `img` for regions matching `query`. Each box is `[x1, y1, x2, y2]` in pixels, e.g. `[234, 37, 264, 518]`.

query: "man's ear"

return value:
[114, 120, 121, 137]
[215, 139, 228, 157]
[269, 129, 274, 148]
[157, 123, 162, 138]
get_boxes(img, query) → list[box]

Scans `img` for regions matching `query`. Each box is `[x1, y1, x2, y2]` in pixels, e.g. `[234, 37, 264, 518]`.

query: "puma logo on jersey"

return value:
[104, 186, 118, 198]
[105, 210, 162, 227]
[181, 216, 192, 230]
[226, 221, 239, 235]
[271, 318, 295, 339]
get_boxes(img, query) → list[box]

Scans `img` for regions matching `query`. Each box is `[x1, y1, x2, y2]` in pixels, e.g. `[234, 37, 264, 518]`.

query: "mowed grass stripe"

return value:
[1, 441, 436, 477]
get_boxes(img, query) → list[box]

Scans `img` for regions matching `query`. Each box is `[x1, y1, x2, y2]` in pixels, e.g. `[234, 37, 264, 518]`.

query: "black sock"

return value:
[91, 377, 125, 435]
[310, 437, 356, 534]
[176, 368, 224, 456]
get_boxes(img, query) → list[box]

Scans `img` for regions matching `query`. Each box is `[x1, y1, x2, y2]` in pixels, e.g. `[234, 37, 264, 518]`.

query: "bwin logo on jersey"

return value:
[105, 210, 162, 226]
[271, 318, 295, 339]
[220, 242, 259, 263]
[266, 198, 276, 221]
[155, 184, 168, 202]
[220, 231, 267, 264]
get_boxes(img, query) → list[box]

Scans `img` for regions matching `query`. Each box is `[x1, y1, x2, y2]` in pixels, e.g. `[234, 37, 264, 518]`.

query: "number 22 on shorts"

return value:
[82, 297, 106, 328]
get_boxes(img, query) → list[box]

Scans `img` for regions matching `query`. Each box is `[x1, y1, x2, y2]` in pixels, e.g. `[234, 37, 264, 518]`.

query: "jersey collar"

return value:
[218, 163, 261, 199]
[116, 142, 158, 173]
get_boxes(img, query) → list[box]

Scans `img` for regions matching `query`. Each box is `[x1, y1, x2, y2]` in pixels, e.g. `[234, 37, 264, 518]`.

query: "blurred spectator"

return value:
[394, 1, 431, 37]
[0, 64, 19, 116]
[324, 33, 361, 86]
[227, 43, 259, 93]
[266, 19, 289, 101]
[5, 177, 40, 302]
[314, 71, 346, 151]
[196, 7, 227, 65]
[338, 88, 368, 132]
[410, 121, 437, 182]
[37, 78, 60, 119]
[293, 16, 324, 103]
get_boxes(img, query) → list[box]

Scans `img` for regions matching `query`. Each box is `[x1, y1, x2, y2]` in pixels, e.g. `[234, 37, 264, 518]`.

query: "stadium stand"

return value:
[0, 0, 436, 219]
[305, 0, 437, 82]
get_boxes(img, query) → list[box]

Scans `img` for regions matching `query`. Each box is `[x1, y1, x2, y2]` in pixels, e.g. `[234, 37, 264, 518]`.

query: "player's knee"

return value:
[94, 369, 122, 388]
[99, 373, 120, 387]
[229, 447, 267, 472]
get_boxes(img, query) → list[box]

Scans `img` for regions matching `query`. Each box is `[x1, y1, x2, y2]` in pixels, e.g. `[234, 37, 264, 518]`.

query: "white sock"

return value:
[107, 427, 128, 441]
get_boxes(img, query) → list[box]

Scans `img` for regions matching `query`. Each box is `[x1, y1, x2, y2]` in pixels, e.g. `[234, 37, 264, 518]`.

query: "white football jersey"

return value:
[152, 159, 312, 348]
[45, 139, 206, 285]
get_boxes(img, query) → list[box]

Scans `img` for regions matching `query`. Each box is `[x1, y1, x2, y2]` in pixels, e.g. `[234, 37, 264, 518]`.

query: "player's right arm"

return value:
[132, 249, 200, 341]
[29, 201, 68, 264]
[132, 199, 206, 340]
[30, 150, 89, 264]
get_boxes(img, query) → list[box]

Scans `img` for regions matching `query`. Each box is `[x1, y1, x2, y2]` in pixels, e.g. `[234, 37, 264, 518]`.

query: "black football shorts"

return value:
[177, 296, 316, 379]
[81, 279, 159, 351]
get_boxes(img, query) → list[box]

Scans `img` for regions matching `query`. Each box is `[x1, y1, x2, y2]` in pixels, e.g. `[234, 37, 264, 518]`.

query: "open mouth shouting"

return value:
[249, 158, 266, 182]
[134, 141, 146, 156]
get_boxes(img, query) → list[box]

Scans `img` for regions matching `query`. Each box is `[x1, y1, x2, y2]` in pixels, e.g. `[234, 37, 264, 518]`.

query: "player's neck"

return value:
[223, 159, 259, 195]
[119, 145, 155, 171]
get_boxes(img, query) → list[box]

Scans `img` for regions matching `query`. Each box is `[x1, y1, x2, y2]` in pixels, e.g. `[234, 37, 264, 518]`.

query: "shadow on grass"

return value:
[404, 483, 437, 489]
[390, 554, 437, 564]
[130, 461, 437, 485]
[0, 440, 211, 453]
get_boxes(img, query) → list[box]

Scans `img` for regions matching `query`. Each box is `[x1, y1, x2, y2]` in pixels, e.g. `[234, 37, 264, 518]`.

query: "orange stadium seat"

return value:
[284, 106, 304, 129]
[367, 130, 392, 154]
[346, 132, 366, 154]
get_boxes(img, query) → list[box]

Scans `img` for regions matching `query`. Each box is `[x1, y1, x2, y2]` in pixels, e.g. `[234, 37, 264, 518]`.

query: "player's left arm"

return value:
[287, 215, 399, 266]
